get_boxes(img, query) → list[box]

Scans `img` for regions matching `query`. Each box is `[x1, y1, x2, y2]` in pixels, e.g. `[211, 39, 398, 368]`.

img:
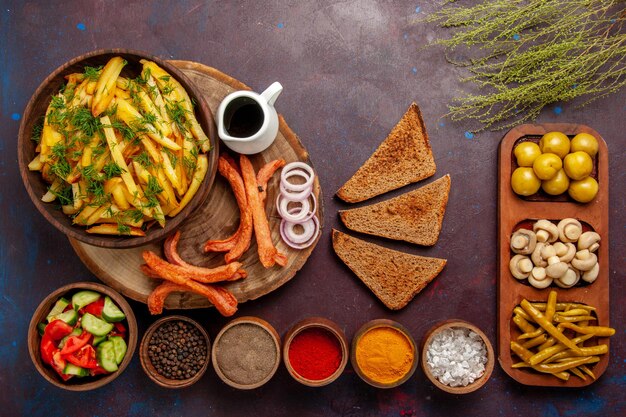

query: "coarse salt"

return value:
[426, 327, 488, 387]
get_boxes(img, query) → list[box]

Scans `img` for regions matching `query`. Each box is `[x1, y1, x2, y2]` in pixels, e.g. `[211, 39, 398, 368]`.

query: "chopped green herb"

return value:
[31, 120, 44, 144]
[51, 184, 73, 206]
[103, 161, 123, 179]
[71, 107, 102, 137]
[133, 151, 153, 168]
[84, 65, 103, 81]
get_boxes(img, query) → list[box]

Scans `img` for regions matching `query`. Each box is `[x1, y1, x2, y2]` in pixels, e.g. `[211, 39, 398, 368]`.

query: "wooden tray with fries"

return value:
[497, 123, 610, 387]
[69, 61, 323, 309]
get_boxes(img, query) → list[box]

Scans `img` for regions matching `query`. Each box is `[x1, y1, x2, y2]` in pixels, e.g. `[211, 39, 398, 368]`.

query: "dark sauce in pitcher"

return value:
[224, 97, 264, 138]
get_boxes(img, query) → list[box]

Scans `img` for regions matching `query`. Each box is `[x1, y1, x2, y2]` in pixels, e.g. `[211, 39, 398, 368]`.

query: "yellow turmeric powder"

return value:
[356, 326, 414, 384]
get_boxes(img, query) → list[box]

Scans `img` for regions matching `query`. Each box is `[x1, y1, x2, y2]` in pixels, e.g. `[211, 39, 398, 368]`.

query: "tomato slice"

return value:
[66, 345, 99, 369]
[60, 331, 91, 356]
[45, 320, 73, 341]
[52, 351, 72, 381]
[110, 322, 127, 338]
[89, 365, 110, 376]
[40, 334, 56, 365]
[81, 298, 105, 317]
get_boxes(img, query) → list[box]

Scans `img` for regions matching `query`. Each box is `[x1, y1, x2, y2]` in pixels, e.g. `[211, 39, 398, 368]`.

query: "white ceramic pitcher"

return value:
[216, 81, 283, 154]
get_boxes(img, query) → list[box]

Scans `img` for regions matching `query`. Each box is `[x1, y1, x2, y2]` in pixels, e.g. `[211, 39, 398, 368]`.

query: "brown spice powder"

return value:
[215, 323, 277, 385]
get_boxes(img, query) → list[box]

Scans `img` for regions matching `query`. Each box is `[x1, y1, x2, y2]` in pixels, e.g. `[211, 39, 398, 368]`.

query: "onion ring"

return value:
[281, 168, 313, 192]
[279, 181, 312, 201]
[281, 215, 317, 244]
[276, 193, 310, 222]
[279, 214, 320, 249]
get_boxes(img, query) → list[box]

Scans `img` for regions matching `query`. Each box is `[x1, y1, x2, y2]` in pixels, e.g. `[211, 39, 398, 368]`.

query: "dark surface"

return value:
[1, 1, 624, 416]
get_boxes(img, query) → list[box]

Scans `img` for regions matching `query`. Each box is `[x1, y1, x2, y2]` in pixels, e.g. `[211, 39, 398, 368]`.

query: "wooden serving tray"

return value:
[69, 61, 323, 309]
[497, 123, 609, 387]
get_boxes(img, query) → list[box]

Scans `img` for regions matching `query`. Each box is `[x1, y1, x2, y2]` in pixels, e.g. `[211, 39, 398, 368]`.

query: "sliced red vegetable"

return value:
[51, 351, 72, 381]
[81, 298, 105, 317]
[89, 365, 110, 376]
[60, 331, 91, 356]
[40, 334, 56, 365]
[65, 345, 98, 369]
[45, 319, 74, 341]
[110, 322, 127, 338]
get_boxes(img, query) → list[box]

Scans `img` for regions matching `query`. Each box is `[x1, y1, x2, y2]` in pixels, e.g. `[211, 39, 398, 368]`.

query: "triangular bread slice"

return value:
[336, 102, 436, 203]
[332, 229, 447, 310]
[339, 174, 450, 246]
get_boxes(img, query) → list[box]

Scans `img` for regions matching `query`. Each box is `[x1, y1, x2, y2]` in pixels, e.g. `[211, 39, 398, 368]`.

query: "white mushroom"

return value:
[510, 229, 537, 255]
[530, 267, 547, 281]
[541, 244, 557, 260]
[531, 242, 548, 268]
[557, 267, 580, 287]
[557, 218, 583, 243]
[533, 220, 559, 243]
[577, 231, 601, 253]
[553, 242, 568, 257]
[582, 262, 600, 283]
[528, 274, 553, 289]
[510, 254, 533, 280]
[571, 250, 598, 272]
[546, 261, 569, 279]
[559, 243, 577, 263]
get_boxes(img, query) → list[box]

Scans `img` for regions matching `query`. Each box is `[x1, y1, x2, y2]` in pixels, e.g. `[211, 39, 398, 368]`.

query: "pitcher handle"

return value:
[260, 82, 283, 107]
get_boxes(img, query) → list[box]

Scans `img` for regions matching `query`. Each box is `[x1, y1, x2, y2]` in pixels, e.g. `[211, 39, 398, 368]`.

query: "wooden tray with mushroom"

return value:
[497, 123, 609, 387]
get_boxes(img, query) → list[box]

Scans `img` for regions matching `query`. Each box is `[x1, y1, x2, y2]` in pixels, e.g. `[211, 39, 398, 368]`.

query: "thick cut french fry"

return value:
[160, 150, 183, 196]
[111, 184, 130, 210]
[73, 204, 100, 225]
[116, 77, 131, 90]
[140, 136, 162, 164]
[141, 60, 210, 152]
[100, 115, 151, 218]
[146, 75, 172, 124]
[28, 155, 43, 171]
[92, 56, 126, 116]
[134, 84, 172, 137]
[115, 98, 180, 150]
[41, 179, 63, 203]
[167, 154, 207, 217]
[86, 223, 145, 236]
[114, 88, 131, 100]
[86, 205, 111, 225]
[72, 182, 84, 210]
[152, 166, 178, 212]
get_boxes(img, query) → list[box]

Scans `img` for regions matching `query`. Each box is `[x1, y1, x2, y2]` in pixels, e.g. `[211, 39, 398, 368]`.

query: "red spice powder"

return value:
[288, 327, 342, 381]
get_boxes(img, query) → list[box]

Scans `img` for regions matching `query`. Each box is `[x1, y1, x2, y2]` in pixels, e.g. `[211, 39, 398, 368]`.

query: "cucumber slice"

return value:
[93, 335, 107, 346]
[97, 341, 118, 372]
[37, 322, 47, 336]
[81, 313, 113, 336]
[110, 336, 127, 365]
[46, 297, 70, 322]
[102, 296, 126, 323]
[53, 309, 78, 326]
[72, 291, 101, 311]
[63, 363, 89, 377]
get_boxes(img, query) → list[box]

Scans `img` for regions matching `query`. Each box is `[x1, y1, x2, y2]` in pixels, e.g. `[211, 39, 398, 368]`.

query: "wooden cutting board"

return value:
[497, 123, 609, 387]
[69, 61, 323, 309]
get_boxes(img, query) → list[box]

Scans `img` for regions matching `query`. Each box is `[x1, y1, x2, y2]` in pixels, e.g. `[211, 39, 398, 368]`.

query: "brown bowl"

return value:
[351, 319, 418, 389]
[421, 320, 495, 394]
[28, 282, 137, 391]
[17, 48, 219, 248]
[283, 317, 349, 387]
[212, 316, 281, 390]
[139, 315, 211, 389]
